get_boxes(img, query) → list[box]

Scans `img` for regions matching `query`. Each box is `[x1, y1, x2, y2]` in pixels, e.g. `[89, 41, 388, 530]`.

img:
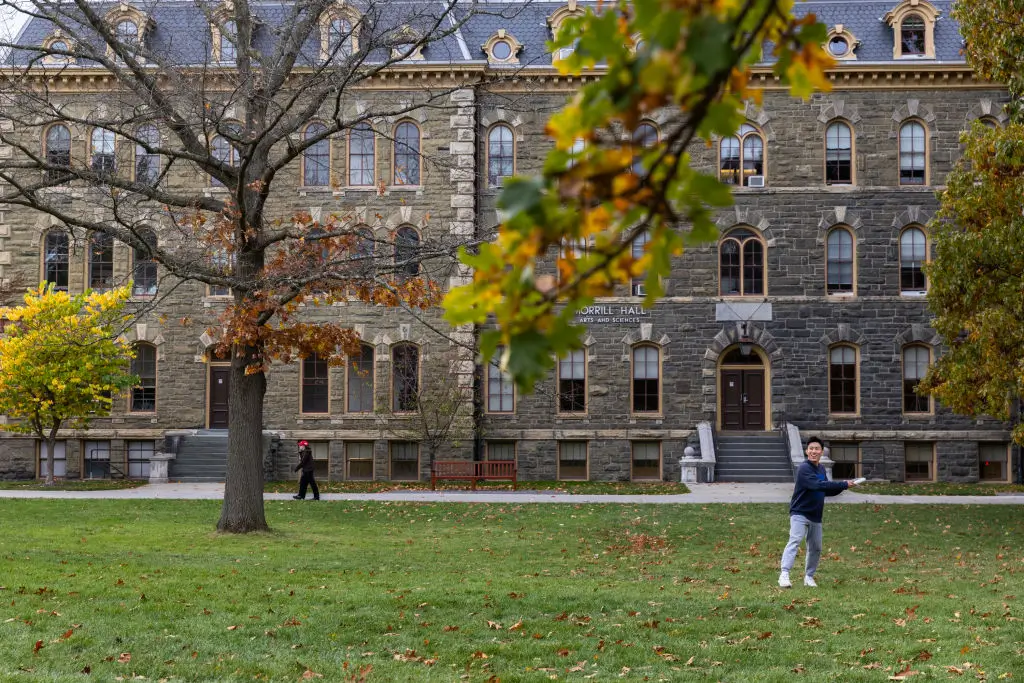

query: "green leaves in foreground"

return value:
[443, 0, 834, 391]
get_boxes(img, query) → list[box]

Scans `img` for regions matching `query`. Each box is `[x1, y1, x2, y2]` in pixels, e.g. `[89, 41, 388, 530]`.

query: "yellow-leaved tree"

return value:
[0, 284, 139, 485]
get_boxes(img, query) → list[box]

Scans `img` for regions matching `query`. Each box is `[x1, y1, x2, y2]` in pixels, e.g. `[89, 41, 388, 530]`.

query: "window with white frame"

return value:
[346, 441, 374, 480]
[127, 440, 154, 478]
[558, 349, 586, 413]
[826, 228, 854, 294]
[487, 349, 514, 413]
[393, 121, 421, 185]
[83, 440, 111, 479]
[828, 345, 858, 414]
[825, 121, 853, 185]
[347, 343, 374, 413]
[719, 227, 765, 296]
[558, 440, 587, 480]
[632, 345, 660, 413]
[301, 353, 329, 414]
[302, 123, 330, 187]
[89, 232, 114, 292]
[39, 440, 67, 479]
[631, 229, 650, 296]
[135, 124, 160, 187]
[829, 442, 860, 479]
[487, 441, 516, 462]
[45, 125, 71, 182]
[902, 345, 931, 414]
[487, 124, 515, 186]
[348, 123, 375, 186]
[132, 229, 158, 297]
[91, 128, 116, 176]
[390, 441, 419, 480]
[43, 230, 69, 292]
[904, 442, 933, 481]
[900, 227, 927, 293]
[719, 123, 764, 187]
[131, 343, 157, 412]
[899, 121, 926, 185]
[979, 443, 1008, 482]
[632, 441, 660, 481]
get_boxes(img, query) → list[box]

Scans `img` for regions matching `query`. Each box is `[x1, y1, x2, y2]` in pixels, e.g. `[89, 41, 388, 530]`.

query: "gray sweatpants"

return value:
[780, 514, 823, 577]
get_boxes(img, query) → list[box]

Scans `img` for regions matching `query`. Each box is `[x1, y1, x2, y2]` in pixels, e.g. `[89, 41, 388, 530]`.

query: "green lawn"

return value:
[857, 481, 1024, 496]
[265, 479, 691, 495]
[0, 501, 1020, 681]
[0, 479, 148, 491]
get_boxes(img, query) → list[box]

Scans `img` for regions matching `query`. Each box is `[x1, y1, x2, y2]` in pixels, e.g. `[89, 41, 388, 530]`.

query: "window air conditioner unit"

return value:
[747, 175, 765, 188]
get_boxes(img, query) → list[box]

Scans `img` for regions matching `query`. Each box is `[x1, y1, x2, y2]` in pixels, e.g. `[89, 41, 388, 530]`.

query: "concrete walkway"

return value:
[0, 481, 1021, 504]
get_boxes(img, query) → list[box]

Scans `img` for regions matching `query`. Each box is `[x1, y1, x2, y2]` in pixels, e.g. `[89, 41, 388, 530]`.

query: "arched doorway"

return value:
[718, 346, 768, 431]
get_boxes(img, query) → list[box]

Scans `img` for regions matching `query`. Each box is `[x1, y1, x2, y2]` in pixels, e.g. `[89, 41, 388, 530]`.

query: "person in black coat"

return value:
[293, 440, 320, 501]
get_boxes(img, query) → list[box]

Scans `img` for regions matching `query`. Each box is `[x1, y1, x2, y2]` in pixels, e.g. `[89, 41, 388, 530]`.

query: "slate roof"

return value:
[7, 0, 966, 67]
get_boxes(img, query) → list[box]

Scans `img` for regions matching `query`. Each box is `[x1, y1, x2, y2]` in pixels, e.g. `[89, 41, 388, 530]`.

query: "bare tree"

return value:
[380, 346, 475, 473]
[0, 0, 512, 531]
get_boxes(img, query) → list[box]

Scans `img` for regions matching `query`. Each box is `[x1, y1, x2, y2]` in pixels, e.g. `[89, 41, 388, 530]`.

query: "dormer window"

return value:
[220, 21, 237, 62]
[885, 0, 940, 59]
[42, 34, 75, 64]
[320, 4, 361, 62]
[901, 15, 925, 55]
[547, 1, 584, 63]
[482, 30, 523, 65]
[824, 25, 859, 61]
[116, 20, 139, 49]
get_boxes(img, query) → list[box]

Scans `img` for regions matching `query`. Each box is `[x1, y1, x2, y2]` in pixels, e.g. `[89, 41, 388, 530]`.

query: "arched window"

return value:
[901, 14, 925, 55]
[43, 230, 69, 291]
[631, 229, 650, 296]
[347, 343, 374, 413]
[132, 229, 158, 297]
[301, 353, 329, 414]
[980, 117, 999, 130]
[302, 122, 330, 187]
[88, 232, 114, 292]
[135, 124, 160, 186]
[632, 345, 660, 413]
[903, 344, 931, 413]
[130, 343, 157, 412]
[558, 349, 586, 414]
[45, 124, 71, 182]
[720, 123, 764, 187]
[631, 123, 658, 175]
[828, 345, 857, 414]
[899, 121, 926, 185]
[348, 123, 375, 186]
[393, 121, 420, 185]
[211, 133, 239, 187]
[900, 227, 927, 293]
[719, 227, 764, 296]
[351, 226, 375, 278]
[487, 124, 514, 186]
[826, 228, 854, 294]
[116, 20, 139, 49]
[327, 17, 353, 58]
[487, 347, 514, 413]
[91, 128, 116, 176]
[391, 343, 419, 412]
[220, 21, 237, 62]
[394, 226, 420, 277]
[825, 121, 852, 185]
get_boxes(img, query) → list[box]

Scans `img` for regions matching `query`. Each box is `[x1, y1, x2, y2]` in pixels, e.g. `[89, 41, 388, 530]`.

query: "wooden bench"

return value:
[430, 460, 517, 490]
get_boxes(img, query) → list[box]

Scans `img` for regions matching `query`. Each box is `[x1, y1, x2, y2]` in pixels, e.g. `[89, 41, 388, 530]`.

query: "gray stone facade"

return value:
[0, 1, 1018, 484]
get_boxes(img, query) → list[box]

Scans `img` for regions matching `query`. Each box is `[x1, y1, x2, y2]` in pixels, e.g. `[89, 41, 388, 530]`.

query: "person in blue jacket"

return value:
[779, 437, 858, 588]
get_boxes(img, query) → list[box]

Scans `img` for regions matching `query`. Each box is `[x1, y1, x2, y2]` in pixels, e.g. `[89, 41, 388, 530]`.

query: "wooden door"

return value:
[742, 370, 765, 430]
[720, 368, 766, 430]
[721, 370, 744, 430]
[208, 366, 231, 429]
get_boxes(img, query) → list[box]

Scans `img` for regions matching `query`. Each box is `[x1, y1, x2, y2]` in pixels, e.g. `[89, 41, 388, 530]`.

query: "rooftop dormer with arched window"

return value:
[884, 0, 941, 60]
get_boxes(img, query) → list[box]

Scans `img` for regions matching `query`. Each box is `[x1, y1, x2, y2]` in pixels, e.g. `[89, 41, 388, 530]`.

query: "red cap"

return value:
[297, 440, 309, 447]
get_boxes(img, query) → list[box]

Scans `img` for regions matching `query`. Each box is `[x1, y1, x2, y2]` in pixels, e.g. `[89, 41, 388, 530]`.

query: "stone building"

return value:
[0, 0, 1017, 484]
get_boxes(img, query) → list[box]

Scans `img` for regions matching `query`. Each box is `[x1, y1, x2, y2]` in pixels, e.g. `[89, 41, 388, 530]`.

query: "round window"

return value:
[828, 36, 849, 57]
[50, 40, 68, 52]
[491, 39, 512, 61]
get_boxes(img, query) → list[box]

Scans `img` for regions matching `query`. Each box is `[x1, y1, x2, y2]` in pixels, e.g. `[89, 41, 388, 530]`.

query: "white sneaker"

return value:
[804, 575, 818, 587]
[778, 572, 792, 588]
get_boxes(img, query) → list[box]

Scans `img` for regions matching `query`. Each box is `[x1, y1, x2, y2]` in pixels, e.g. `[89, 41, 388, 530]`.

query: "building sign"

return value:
[574, 304, 651, 324]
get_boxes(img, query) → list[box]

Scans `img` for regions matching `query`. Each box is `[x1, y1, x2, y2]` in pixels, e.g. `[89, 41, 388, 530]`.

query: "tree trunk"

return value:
[43, 434, 56, 486]
[217, 344, 269, 533]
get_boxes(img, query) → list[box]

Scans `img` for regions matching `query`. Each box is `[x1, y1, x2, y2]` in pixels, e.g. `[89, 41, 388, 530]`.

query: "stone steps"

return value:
[715, 433, 792, 483]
